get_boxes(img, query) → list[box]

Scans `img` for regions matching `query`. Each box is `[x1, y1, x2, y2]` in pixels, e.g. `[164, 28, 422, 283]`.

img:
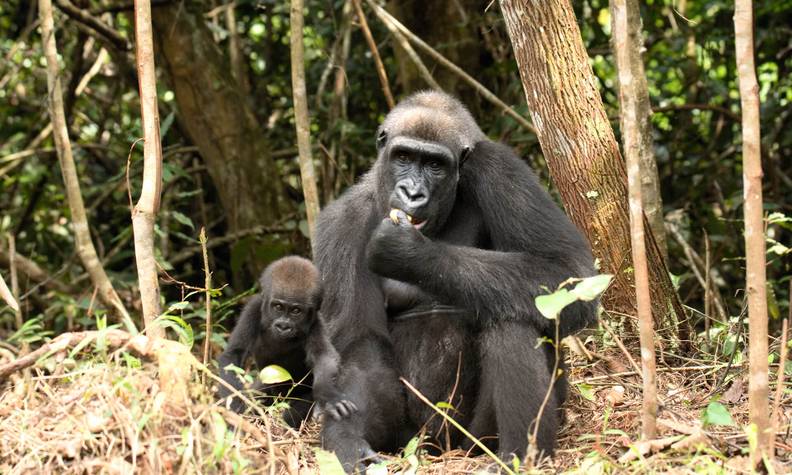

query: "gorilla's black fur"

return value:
[217, 256, 357, 426]
[314, 92, 598, 470]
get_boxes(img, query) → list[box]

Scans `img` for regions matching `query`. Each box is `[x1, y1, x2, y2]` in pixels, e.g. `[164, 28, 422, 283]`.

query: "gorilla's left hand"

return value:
[366, 212, 429, 280]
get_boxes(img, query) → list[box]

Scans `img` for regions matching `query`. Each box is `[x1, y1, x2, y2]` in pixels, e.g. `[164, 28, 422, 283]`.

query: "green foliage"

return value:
[535, 274, 613, 320]
[313, 448, 346, 475]
[258, 364, 293, 384]
[701, 401, 735, 427]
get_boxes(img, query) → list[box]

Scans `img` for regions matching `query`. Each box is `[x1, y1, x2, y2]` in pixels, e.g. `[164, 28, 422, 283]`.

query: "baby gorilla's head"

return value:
[258, 256, 322, 341]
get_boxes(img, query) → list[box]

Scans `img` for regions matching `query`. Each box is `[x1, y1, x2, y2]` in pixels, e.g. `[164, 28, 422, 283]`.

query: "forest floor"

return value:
[0, 333, 789, 474]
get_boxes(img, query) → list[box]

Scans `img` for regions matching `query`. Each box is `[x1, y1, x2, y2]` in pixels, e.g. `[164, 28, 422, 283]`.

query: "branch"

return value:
[353, 0, 395, 108]
[54, 0, 130, 52]
[39, 0, 135, 332]
[132, 0, 165, 339]
[366, 0, 534, 133]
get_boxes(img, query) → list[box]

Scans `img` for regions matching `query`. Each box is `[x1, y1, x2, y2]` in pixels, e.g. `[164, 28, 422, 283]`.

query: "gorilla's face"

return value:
[380, 134, 465, 236]
[261, 293, 317, 341]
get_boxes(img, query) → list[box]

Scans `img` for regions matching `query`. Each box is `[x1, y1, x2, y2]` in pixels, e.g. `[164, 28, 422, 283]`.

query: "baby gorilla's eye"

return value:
[290, 307, 302, 316]
[273, 303, 284, 311]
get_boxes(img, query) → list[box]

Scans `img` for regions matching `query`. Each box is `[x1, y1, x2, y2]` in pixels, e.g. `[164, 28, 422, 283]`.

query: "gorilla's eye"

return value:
[273, 303, 284, 312]
[290, 307, 302, 316]
[395, 153, 410, 163]
[428, 160, 442, 171]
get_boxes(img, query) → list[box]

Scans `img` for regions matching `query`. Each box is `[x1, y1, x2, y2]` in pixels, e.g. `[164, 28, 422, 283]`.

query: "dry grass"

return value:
[0, 336, 790, 474]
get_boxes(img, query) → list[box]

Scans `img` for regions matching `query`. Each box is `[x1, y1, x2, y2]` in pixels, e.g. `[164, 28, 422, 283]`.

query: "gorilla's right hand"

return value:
[366, 215, 429, 281]
[315, 398, 359, 422]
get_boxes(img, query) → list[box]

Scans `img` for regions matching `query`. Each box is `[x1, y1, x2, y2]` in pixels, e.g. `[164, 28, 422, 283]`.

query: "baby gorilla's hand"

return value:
[320, 399, 358, 421]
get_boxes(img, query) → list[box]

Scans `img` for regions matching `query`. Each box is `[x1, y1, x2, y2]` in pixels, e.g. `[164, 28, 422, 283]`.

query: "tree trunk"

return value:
[609, 0, 667, 263]
[734, 0, 770, 464]
[152, 1, 282, 235]
[498, 0, 685, 339]
[132, 0, 164, 340]
[612, 0, 657, 440]
[39, 0, 135, 333]
[290, 0, 321, 241]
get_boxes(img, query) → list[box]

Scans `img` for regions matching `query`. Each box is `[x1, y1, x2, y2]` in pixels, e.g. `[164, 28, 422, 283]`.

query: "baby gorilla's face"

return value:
[262, 295, 316, 341]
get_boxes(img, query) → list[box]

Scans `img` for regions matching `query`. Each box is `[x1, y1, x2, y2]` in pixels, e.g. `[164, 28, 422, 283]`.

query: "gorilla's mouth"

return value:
[390, 208, 427, 230]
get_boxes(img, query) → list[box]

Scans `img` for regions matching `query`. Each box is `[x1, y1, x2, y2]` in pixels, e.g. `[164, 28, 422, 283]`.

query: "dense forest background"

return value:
[0, 0, 791, 472]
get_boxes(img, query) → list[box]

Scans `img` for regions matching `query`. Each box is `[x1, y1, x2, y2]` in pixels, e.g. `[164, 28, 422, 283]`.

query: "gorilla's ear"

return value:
[460, 146, 472, 167]
[376, 129, 388, 150]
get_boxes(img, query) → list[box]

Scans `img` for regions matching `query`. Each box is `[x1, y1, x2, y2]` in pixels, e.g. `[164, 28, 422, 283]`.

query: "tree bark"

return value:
[39, 0, 135, 332]
[609, 0, 667, 263]
[290, 0, 322, 242]
[132, 0, 164, 340]
[612, 0, 657, 440]
[498, 0, 685, 338]
[734, 0, 770, 464]
[152, 1, 282, 235]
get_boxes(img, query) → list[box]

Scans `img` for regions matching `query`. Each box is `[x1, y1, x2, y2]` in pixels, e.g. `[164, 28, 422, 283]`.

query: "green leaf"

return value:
[313, 448, 346, 475]
[171, 211, 195, 230]
[702, 401, 735, 427]
[402, 436, 421, 458]
[535, 288, 577, 320]
[571, 274, 613, 301]
[577, 383, 596, 402]
[436, 401, 456, 410]
[259, 365, 292, 384]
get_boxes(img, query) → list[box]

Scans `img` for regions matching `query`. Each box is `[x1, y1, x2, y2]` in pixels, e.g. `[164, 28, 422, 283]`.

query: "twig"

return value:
[771, 316, 789, 458]
[652, 103, 740, 122]
[376, 11, 441, 90]
[366, 0, 534, 133]
[200, 228, 212, 372]
[600, 319, 642, 375]
[400, 377, 515, 474]
[353, 0, 395, 108]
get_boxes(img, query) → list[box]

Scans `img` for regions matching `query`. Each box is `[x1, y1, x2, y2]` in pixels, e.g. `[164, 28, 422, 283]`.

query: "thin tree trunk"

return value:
[734, 0, 770, 464]
[290, 0, 321, 242]
[39, 0, 135, 333]
[498, 0, 686, 340]
[609, 0, 667, 263]
[612, 0, 657, 440]
[132, 0, 164, 340]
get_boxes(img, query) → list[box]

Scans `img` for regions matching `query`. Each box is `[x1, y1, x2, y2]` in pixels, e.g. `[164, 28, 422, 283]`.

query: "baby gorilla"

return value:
[217, 256, 356, 425]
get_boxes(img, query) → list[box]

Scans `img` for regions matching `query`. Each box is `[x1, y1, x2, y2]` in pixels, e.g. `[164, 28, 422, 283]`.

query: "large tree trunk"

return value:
[152, 1, 282, 235]
[499, 0, 685, 339]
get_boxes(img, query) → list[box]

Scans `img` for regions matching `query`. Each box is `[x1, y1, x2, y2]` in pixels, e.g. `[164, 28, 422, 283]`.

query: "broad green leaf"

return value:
[314, 448, 346, 475]
[571, 274, 613, 301]
[535, 288, 577, 320]
[259, 365, 292, 384]
[702, 401, 735, 427]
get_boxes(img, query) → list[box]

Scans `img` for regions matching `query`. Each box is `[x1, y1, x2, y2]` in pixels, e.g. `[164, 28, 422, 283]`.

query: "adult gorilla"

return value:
[314, 91, 597, 470]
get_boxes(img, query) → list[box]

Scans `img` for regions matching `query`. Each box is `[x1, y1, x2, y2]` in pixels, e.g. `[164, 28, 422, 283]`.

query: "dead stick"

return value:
[771, 316, 789, 455]
[600, 319, 642, 375]
[353, 0, 395, 108]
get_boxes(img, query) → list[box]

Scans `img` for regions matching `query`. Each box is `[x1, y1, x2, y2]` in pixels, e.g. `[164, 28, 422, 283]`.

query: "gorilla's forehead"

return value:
[381, 91, 486, 147]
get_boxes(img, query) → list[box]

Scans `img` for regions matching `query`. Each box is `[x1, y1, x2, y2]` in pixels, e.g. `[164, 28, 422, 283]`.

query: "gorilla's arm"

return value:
[217, 294, 263, 402]
[305, 321, 358, 420]
[368, 141, 598, 338]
